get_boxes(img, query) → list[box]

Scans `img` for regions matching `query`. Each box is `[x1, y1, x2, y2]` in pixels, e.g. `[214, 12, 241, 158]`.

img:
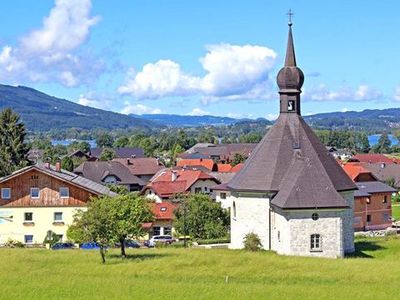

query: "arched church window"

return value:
[312, 213, 319, 221]
[233, 201, 236, 219]
[310, 234, 321, 252]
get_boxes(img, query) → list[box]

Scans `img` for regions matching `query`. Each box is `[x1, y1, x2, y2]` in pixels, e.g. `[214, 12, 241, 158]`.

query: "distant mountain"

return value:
[0, 84, 159, 132]
[132, 114, 240, 127]
[304, 108, 400, 131]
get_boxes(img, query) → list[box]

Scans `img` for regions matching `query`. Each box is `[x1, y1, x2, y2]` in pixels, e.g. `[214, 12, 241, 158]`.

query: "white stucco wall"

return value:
[214, 191, 231, 210]
[144, 189, 162, 203]
[229, 194, 270, 249]
[190, 180, 216, 195]
[0, 207, 86, 244]
[271, 211, 291, 254]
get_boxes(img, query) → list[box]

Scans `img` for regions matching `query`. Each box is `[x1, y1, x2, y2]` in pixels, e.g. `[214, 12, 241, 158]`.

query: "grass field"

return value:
[392, 204, 400, 221]
[1, 237, 400, 299]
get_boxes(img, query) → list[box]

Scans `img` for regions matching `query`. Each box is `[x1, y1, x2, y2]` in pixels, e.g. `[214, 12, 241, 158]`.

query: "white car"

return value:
[147, 235, 175, 247]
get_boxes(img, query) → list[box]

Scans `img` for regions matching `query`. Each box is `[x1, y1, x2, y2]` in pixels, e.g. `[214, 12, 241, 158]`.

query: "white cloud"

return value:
[77, 93, 112, 110]
[21, 0, 99, 55]
[0, 0, 101, 86]
[304, 84, 383, 102]
[341, 108, 350, 113]
[118, 44, 277, 101]
[393, 86, 400, 101]
[121, 102, 162, 115]
[186, 108, 210, 116]
[266, 113, 278, 121]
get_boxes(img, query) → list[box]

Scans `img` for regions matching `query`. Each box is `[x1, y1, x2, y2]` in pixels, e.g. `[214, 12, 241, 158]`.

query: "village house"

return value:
[112, 157, 164, 183]
[211, 183, 231, 209]
[179, 143, 257, 164]
[363, 162, 400, 189]
[226, 21, 357, 258]
[143, 168, 220, 202]
[0, 163, 115, 245]
[350, 154, 396, 164]
[143, 202, 177, 238]
[176, 158, 218, 172]
[342, 163, 396, 231]
[74, 161, 146, 191]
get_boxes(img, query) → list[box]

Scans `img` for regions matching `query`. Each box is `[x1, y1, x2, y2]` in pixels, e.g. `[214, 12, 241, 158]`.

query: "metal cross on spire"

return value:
[287, 9, 294, 26]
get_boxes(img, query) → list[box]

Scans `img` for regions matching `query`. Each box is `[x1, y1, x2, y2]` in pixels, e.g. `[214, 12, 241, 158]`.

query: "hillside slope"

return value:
[131, 113, 240, 127]
[0, 85, 159, 132]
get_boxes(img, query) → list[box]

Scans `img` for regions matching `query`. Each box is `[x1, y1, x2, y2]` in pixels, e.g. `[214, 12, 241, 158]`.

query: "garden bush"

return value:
[243, 233, 263, 252]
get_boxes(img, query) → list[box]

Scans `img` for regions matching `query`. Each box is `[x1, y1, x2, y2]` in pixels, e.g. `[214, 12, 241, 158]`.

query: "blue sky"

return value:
[0, 0, 399, 119]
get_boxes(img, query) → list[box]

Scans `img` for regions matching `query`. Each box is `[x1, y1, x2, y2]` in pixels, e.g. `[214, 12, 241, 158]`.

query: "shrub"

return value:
[43, 230, 61, 246]
[4, 238, 25, 248]
[167, 241, 186, 248]
[155, 241, 169, 248]
[243, 233, 263, 252]
[196, 238, 230, 245]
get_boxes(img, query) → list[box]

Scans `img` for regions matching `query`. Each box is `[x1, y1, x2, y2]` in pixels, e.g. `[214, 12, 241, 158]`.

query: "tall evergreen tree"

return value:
[372, 132, 391, 154]
[0, 108, 30, 176]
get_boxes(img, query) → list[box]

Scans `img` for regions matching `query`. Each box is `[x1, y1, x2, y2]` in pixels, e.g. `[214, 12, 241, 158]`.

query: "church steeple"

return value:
[276, 15, 304, 115]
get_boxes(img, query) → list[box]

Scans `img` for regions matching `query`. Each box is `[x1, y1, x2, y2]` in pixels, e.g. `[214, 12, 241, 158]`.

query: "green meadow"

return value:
[1, 237, 400, 299]
[392, 204, 400, 221]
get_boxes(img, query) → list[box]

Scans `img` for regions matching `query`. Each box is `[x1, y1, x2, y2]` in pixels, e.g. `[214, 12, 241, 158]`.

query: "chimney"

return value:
[45, 162, 50, 169]
[171, 170, 178, 182]
[55, 162, 61, 172]
[381, 162, 386, 169]
[127, 158, 132, 165]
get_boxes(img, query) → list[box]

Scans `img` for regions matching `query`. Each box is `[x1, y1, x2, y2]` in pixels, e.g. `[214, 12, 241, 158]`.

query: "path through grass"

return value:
[1, 237, 400, 299]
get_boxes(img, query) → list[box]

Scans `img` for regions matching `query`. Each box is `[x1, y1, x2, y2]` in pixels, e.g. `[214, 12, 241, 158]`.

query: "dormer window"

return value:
[160, 207, 167, 212]
[30, 188, 40, 199]
[1, 188, 11, 200]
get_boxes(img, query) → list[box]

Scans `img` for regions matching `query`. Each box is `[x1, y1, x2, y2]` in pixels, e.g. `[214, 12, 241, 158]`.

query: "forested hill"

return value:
[0, 84, 160, 132]
[304, 108, 400, 131]
[131, 114, 240, 127]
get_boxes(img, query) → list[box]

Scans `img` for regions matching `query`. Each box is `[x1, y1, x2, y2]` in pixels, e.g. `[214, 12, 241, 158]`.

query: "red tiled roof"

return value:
[148, 181, 187, 198]
[145, 168, 220, 198]
[217, 164, 233, 173]
[352, 154, 395, 164]
[152, 169, 218, 190]
[176, 159, 216, 171]
[152, 202, 177, 220]
[231, 163, 244, 173]
[342, 163, 375, 181]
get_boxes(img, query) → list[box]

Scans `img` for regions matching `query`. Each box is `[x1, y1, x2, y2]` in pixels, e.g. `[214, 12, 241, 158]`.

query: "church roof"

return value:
[227, 22, 356, 209]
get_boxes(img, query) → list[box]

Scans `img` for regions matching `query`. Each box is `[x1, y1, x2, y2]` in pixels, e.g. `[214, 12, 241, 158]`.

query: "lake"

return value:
[51, 139, 97, 148]
[368, 134, 398, 146]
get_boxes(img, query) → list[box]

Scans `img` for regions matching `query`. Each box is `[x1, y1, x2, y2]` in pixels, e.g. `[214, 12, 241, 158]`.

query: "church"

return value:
[227, 21, 357, 258]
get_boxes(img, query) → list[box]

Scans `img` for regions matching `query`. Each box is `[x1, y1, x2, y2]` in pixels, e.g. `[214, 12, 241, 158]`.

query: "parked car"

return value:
[51, 242, 75, 250]
[145, 235, 175, 247]
[115, 240, 141, 248]
[124, 240, 141, 248]
[80, 242, 101, 250]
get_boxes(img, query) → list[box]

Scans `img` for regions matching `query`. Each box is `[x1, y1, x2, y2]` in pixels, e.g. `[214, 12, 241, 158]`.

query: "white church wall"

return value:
[340, 191, 355, 253]
[287, 210, 344, 258]
[271, 210, 291, 254]
[229, 195, 270, 249]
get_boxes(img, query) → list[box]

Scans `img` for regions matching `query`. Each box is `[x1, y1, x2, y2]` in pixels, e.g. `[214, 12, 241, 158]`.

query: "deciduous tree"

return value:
[68, 194, 153, 263]
[174, 194, 229, 240]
